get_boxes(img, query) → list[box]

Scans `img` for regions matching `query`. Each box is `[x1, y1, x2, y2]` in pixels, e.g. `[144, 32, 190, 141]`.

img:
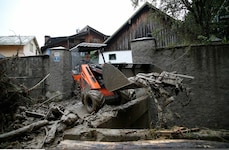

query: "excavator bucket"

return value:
[102, 63, 132, 92]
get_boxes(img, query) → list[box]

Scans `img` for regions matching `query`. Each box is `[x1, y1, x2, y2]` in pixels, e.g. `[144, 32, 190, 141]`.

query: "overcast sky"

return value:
[0, 0, 144, 47]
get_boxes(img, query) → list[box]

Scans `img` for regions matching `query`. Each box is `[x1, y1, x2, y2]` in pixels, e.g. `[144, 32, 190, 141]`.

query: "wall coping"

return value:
[156, 43, 229, 51]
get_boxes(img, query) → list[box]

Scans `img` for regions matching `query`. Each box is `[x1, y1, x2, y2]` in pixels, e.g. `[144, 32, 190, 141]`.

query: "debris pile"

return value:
[0, 98, 79, 148]
[128, 71, 193, 128]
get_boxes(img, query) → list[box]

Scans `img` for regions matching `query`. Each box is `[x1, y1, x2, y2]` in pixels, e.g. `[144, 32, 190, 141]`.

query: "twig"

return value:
[167, 72, 194, 79]
[28, 73, 50, 92]
[35, 93, 63, 109]
[40, 126, 48, 148]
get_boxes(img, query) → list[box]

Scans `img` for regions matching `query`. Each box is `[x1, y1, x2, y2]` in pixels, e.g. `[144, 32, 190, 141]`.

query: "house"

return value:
[41, 25, 109, 54]
[0, 36, 40, 57]
[98, 50, 133, 64]
[104, 2, 184, 51]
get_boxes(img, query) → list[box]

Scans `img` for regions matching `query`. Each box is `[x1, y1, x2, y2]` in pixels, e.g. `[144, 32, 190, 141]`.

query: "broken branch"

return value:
[0, 120, 49, 141]
[35, 93, 63, 109]
[45, 121, 58, 144]
[28, 73, 50, 92]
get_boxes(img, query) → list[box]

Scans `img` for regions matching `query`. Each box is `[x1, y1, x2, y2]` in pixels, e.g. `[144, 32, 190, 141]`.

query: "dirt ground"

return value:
[0, 97, 78, 149]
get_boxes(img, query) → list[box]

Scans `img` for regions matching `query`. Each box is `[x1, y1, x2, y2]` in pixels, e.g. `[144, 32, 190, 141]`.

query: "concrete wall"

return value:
[1, 47, 73, 99]
[2, 55, 49, 98]
[131, 37, 156, 64]
[47, 48, 72, 98]
[150, 44, 229, 129]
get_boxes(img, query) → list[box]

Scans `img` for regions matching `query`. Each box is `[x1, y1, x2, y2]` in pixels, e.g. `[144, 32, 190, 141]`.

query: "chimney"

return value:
[44, 35, 51, 45]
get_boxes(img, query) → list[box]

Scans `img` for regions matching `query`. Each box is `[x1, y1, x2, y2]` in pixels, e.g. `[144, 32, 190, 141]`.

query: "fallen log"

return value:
[176, 129, 229, 142]
[63, 127, 229, 143]
[64, 128, 154, 142]
[58, 139, 229, 149]
[0, 120, 49, 141]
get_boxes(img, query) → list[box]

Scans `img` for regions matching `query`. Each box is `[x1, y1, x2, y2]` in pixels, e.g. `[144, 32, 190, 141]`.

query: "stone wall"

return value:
[150, 44, 229, 129]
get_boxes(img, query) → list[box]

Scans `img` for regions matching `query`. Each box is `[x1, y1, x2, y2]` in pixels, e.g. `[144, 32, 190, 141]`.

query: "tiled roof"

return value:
[0, 36, 36, 45]
[45, 36, 68, 45]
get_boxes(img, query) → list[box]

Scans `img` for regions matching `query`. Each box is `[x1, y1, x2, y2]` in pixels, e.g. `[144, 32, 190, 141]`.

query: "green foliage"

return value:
[222, 37, 229, 44]
[131, 0, 228, 44]
[197, 34, 229, 44]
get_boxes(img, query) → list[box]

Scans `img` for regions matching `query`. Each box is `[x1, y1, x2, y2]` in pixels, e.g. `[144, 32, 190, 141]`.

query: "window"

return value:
[109, 54, 116, 60]
[30, 43, 33, 52]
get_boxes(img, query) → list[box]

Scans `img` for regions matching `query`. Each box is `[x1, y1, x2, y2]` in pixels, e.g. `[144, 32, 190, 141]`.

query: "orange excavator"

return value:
[71, 43, 133, 113]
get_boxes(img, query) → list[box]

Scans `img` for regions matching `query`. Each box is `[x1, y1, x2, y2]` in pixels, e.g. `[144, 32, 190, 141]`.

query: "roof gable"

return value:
[70, 25, 109, 39]
[45, 25, 108, 46]
[104, 2, 176, 44]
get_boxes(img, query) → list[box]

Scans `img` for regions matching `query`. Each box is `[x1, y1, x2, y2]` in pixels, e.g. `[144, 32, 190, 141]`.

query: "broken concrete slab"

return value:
[77, 95, 150, 128]
[96, 95, 150, 128]
[65, 103, 89, 119]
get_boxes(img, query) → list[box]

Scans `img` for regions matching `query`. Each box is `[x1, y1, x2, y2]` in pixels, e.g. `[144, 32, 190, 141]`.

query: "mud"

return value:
[0, 97, 229, 149]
